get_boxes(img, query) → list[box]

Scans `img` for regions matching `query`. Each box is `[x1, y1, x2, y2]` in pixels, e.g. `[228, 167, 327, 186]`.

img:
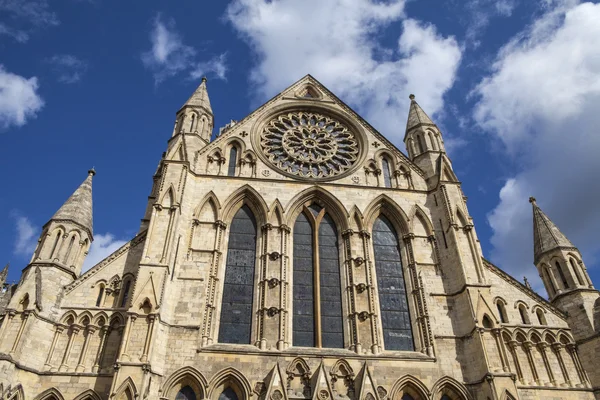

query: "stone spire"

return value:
[529, 197, 575, 263]
[50, 169, 95, 237]
[181, 77, 212, 114]
[405, 94, 435, 133]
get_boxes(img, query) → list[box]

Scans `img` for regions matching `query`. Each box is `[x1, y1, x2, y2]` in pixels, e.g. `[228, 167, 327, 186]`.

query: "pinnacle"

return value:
[50, 171, 94, 237]
[406, 94, 434, 132]
[181, 78, 212, 114]
[531, 198, 575, 262]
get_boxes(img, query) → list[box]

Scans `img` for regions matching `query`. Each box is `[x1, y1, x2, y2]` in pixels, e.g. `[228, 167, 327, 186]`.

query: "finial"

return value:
[201, 76, 207, 83]
[529, 196, 536, 204]
[409, 94, 415, 101]
[88, 168, 96, 177]
[523, 276, 532, 290]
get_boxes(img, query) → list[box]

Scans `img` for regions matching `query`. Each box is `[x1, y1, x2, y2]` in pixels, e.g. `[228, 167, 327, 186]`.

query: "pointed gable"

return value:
[405, 94, 435, 134]
[50, 169, 95, 237]
[530, 197, 576, 262]
[181, 77, 212, 114]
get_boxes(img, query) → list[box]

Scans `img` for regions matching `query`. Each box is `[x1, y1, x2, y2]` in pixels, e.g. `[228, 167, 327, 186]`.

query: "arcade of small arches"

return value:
[33, 224, 91, 271]
[406, 129, 442, 159]
[477, 310, 589, 389]
[538, 255, 592, 298]
[149, 185, 438, 355]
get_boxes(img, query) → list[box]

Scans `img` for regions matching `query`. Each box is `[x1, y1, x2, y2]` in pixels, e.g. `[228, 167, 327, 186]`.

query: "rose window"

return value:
[260, 111, 360, 179]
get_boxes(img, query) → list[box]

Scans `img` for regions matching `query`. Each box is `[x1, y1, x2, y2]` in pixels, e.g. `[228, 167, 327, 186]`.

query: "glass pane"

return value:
[218, 205, 256, 344]
[373, 216, 414, 350]
[218, 388, 239, 400]
[402, 395, 414, 400]
[176, 386, 197, 400]
[293, 211, 315, 347]
[319, 213, 344, 348]
[228, 147, 238, 177]
[382, 158, 392, 188]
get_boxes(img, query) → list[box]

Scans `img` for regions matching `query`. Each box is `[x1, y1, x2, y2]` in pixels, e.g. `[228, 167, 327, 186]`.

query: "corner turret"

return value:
[173, 76, 214, 143]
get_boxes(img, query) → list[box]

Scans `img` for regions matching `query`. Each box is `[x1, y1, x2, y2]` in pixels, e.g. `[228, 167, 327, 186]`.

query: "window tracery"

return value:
[260, 111, 359, 179]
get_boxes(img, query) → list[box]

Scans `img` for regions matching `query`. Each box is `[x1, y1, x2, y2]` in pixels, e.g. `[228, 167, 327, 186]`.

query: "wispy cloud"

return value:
[46, 54, 88, 84]
[0, 0, 59, 43]
[474, 1, 600, 293]
[10, 212, 38, 257]
[141, 14, 227, 84]
[226, 0, 461, 146]
[82, 233, 127, 273]
[0, 65, 44, 129]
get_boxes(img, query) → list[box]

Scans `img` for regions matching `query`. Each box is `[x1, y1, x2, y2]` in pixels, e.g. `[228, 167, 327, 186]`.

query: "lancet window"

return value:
[382, 157, 392, 188]
[176, 386, 197, 400]
[556, 261, 569, 289]
[218, 388, 239, 400]
[228, 146, 238, 177]
[292, 204, 344, 348]
[373, 215, 414, 351]
[218, 205, 257, 344]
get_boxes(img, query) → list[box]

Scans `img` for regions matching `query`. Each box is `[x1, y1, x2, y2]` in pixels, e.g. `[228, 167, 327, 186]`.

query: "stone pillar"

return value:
[119, 314, 137, 361]
[140, 314, 156, 362]
[201, 220, 227, 347]
[359, 229, 379, 354]
[93, 326, 109, 373]
[59, 324, 81, 372]
[9, 311, 30, 356]
[508, 341, 524, 383]
[552, 343, 571, 387]
[538, 342, 555, 386]
[492, 329, 509, 372]
[76, 325, 96, 372]
[45, 325, 65, 369]
[523, 341, 540, 385]
[278, 224, 290, 351]
[341, 229, 359, 354]
[567, 344, 589, 387]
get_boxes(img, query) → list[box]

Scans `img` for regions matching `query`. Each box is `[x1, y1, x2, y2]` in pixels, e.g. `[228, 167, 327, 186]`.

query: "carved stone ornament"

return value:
[271, 390, 283, 400]
[260, 110, 360, 180]
[318, 390, 330, 400]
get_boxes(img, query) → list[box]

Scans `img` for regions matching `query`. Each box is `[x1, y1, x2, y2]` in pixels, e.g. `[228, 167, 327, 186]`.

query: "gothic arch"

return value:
[431, 376, 472, 400]
[542, 330, 557, 343]
[161, 366, 208, 399]
[224, 137, 247, 154]
[284, 186, 349, 231]
[349, 205, 364, 232]
[500, 389, 517, 400]
[374, 148, 398, 169]
[408, 205, 434, 236]
[194, 192, 221, 219]
[363, 194, 410, 236]
[207, 368, 252, 400]
[109, 312, 126, 327]
[6, 384, 25, 400]
[330, 358, 354, 378]
[93, 311, 109, 326]
[160, 185, 177, 208]
[221, 184, 269, 226]
[73, 389, 102, 400]
[34, 387, 65, 400]
[113, 377, 138, 400]
[389, 375, 429, 400]
[455, 208, 468, 227]
[78, 311, 93, 325]
[269, 199, 285, 226]
[60, 310, 78, 324]
[286, 357, 312, 377]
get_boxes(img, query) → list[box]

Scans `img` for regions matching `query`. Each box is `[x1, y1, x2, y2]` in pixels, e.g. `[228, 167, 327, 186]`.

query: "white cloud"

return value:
[0, 66, 44, 129]
[10, 213, 38, 257]
[82, 233, 127, 273]
[46, 54, 88, 84]
[142, 14, 227, 84]
[473, 1, 600, 293]
[225, 0, 462, 146]
[463, 0, 519, 47]
[0, 0, 59, 43]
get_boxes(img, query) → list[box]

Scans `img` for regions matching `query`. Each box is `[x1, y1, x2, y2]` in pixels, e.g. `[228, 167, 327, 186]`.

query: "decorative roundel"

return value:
[260, 110, 360, 180]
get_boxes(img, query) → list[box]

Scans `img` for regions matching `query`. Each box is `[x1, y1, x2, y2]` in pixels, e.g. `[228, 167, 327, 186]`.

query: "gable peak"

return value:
[181, 77, 212, 114]
[530, 197, 576, 262]
[406, 94, 435, 133]
[49, 169, 95, 237]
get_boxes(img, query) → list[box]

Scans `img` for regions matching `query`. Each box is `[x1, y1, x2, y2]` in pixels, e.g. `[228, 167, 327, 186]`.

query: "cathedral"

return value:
[1, 75, 600, 400]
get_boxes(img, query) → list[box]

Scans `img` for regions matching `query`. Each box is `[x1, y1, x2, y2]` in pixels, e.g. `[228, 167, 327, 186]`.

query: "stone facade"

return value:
[1, 75, 599, 400]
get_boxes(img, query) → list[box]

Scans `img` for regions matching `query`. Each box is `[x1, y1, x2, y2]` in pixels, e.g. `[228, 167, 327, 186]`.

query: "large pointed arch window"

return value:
[218, 205, 257, 344]
[176, 386, 197, 400]
[293, 204, 344, 348]
[372, 215, 414, 351]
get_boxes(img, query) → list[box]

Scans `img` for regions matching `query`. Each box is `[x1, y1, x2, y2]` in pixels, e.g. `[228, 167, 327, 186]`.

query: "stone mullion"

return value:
[118, 314, 137, 361]
[417, 273, 434, 356]
[360, 230, 379, 354]
[278, 225, 290, 350]
[342, 230, 359, 354]
[538, 342, 555, 386]
[508, 341, 524, 383]
[140, 314, 156, 362]
[76, 325, 96, 372]
[551, 343, 571, 386]
[9, 311, 30, 356]
[492, 329, 509, 372]
[201, 220, 226, 346]
[403, 234, 428, 355]
[524, 341, 540, 385]
[257, 223, 271, 349]
[45, 325, 65, 369]
[567, 344, 589, 386]
[93, 326, 109, 373]
[59, 324, 81, 371]
[55, 233, 69, 263]
[0, 310, 16, 343]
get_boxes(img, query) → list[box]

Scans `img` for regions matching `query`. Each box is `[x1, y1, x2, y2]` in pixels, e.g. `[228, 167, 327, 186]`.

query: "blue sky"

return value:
[2, 0, 600, 294]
